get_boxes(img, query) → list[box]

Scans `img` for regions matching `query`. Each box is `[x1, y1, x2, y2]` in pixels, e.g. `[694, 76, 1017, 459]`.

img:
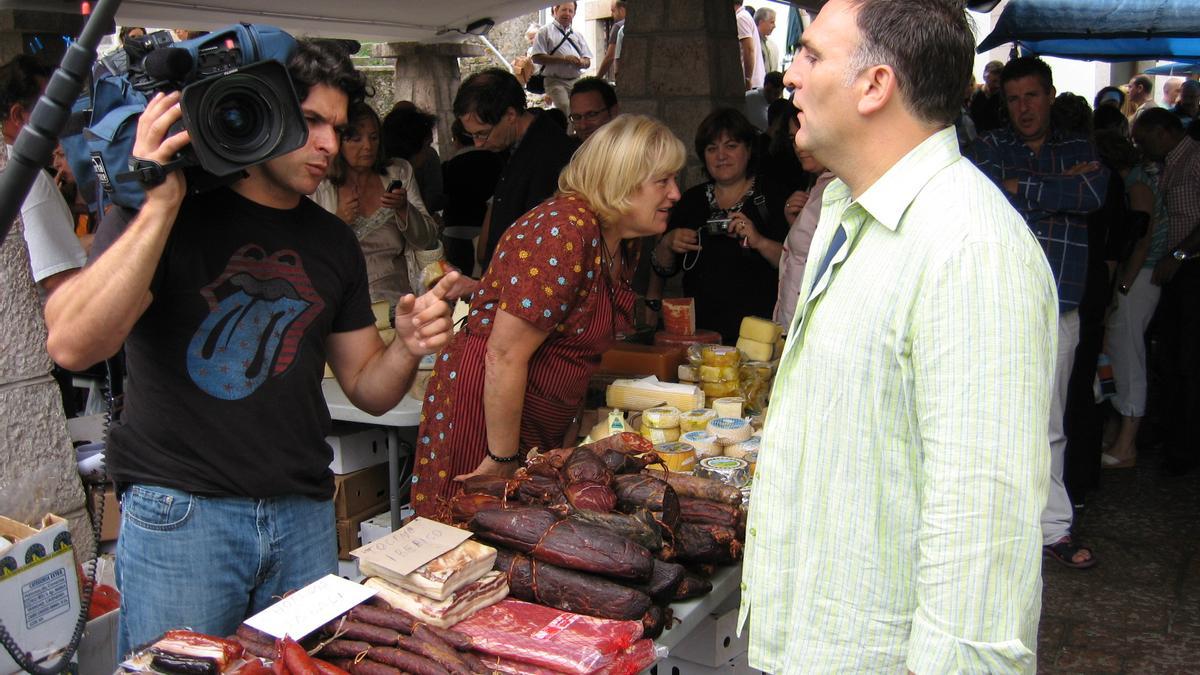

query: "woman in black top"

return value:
[650, 108, 789, 343]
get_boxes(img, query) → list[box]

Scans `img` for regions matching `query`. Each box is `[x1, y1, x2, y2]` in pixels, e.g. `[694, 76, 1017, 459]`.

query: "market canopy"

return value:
[1145, 61, 1200, 75]
[977, 0, 1200, 62]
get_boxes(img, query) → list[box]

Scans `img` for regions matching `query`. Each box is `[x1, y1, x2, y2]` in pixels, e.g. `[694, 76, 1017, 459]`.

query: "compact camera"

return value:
[702, 217, 732, 235]
[129, 24, 307, 179]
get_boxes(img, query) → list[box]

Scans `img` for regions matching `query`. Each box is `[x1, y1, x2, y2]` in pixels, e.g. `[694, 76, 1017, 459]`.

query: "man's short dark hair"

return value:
[983, 60, 1004, 76]
[453, 68, 526, 125]
[287, 39, 368, 108]
[1093, 104, 1128, 136]
[1132, 75, 1153, 94]
[694, 107, 760, 178]
[570, 77, 617, 108]
[846, 0, 975, 126]
[382, 103, 436, 160]
[1052, 92, 1092, 137]
[0, 55, 51, 123]
[763, 71, 784, 89]
[1134, 107, 1184, 134]
[1001, 57, 1054, 95]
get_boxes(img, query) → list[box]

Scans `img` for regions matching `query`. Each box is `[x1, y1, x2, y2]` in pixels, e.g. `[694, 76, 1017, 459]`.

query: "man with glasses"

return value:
[569, 77, 619, 142]
[454, 68, 576, 270]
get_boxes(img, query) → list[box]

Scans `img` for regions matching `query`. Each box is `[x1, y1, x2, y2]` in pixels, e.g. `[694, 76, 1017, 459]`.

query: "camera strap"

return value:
[117, 155, 193, 189]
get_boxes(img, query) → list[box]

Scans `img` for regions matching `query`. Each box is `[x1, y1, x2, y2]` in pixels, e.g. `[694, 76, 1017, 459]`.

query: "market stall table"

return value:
[653, 564, 742, 652]
[322, 379, 421, 530]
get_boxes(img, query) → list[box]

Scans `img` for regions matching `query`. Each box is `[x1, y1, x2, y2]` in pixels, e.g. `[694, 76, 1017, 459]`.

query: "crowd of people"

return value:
[2, 0, 1198, 670]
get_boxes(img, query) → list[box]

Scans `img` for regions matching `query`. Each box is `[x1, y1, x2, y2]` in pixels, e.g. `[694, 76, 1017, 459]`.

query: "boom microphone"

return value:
[144, 47, 195, 83]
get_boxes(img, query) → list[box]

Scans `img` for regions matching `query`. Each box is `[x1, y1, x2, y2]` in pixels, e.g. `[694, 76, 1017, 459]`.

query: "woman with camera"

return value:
[409, 115, 685, 516]
[313, 102, 440, 304]
[651, 108, 789, 343]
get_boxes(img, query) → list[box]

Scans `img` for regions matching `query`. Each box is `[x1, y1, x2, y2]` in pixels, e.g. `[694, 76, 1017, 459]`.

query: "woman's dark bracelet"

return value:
[486, 447, 520, 463]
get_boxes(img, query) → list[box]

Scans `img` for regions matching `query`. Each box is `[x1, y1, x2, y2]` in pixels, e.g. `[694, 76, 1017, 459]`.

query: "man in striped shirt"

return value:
[739, 0, 1056, 671]
[969, 57, 1107, 569]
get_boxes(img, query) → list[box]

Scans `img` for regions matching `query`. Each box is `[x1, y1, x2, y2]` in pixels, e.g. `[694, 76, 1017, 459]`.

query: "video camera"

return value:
[124, 23, 308, 182]
[63, 23, 308, 211]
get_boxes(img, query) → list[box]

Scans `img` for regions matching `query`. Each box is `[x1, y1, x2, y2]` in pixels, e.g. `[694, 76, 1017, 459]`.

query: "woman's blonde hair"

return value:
[558, 114, 686, 225]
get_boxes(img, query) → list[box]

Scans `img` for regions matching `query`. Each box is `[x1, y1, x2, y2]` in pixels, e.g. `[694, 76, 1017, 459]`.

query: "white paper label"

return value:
[350, 517, 472, 577]
[243, 574, 376, 639]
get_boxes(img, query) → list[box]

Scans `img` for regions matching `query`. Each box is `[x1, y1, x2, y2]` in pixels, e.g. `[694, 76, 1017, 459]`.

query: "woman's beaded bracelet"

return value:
[486, 447, 520, 463]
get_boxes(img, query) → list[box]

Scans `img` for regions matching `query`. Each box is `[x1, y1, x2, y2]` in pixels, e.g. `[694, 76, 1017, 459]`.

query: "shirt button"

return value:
[749, 528, 756, 537]
[740, 582, 747, 591]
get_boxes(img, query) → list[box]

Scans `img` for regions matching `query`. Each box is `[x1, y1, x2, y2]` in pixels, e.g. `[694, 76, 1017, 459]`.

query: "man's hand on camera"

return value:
[393, 271, 461, 357]
[132, 91, 191, 206]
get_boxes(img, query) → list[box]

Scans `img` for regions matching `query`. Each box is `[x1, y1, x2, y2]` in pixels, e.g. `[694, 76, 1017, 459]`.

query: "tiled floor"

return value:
[1037, 449, 1200, 673]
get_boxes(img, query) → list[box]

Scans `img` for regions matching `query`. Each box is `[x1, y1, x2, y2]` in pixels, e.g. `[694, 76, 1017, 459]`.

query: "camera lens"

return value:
[195, 73, 284, 163]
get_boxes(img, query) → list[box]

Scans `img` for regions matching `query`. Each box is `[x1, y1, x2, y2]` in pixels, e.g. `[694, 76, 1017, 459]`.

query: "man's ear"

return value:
[856, 64, 896, 117]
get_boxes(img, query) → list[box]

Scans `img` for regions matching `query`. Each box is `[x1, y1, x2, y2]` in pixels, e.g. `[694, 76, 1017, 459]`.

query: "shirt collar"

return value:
[825, 126, 961, 232]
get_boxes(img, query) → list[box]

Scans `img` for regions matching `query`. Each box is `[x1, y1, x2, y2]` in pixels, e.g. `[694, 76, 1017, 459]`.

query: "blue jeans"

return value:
[115, 484, 336, 658]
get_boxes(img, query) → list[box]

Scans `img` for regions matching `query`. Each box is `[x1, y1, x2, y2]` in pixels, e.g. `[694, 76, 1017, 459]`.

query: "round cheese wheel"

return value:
[701, 345, 741, 367]
[724, 435, 761, 460]
[680, 430, 722, 459]
[642, 406, 681, 429]
[641, 426, 680, 444]
[707, 417, 752, 444]
[695, 456, 751, 488]
[712, 397, 745, 419]
[654, 442, 697, 472]
[679, 408, 717, 433]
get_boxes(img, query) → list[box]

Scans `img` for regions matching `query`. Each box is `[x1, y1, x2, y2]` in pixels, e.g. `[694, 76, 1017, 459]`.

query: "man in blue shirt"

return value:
[969, 56, 1107, 570]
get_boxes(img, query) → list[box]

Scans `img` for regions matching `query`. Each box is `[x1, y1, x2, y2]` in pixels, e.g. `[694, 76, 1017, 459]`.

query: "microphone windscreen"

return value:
[143, 48, 194, 83]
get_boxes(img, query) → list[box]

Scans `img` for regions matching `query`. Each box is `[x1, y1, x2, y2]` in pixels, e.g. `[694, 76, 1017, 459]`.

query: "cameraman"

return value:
[44, 40, 459, 654]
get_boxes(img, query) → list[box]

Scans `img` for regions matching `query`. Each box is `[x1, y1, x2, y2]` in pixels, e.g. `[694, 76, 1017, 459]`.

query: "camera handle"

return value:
[0, 0, 123, 251]
[118, 155, 195, 189]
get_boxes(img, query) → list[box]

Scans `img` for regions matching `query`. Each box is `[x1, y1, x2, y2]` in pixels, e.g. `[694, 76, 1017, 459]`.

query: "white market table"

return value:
[655, 564, 743, 652]
[322, 379, 421, 530]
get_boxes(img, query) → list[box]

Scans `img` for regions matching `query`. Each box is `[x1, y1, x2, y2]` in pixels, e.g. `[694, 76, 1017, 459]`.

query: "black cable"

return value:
[0, 0, 121, 248]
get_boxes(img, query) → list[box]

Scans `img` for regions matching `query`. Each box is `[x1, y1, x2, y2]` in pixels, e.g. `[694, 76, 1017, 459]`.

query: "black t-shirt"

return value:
[484, 110, 578, 268]
[91, 187, 374, 499]
[666, 177, 789, 344]
[442, 148, 506, 231]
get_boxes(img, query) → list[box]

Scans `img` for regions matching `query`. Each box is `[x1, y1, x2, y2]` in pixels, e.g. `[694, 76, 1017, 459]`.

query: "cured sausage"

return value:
[495, 548, 652, 622]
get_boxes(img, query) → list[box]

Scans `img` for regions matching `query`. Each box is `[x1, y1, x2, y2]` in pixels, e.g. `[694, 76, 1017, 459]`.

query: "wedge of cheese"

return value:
[739, 316, 782, 344]
[736, 336, 774, 363]
[372, 300, 391, 329]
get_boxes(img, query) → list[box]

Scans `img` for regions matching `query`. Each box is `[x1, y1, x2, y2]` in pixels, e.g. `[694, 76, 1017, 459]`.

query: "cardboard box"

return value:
[358, 512, 393, 548]
[333, 464, 389, 519]
[337, 559, 363, 583]
[667, 594, 748, 668]
[651, 651, 755, 675]
[87, 484, 120, 543]
[77, 608, 118, 675]
[327, 423, 388, 474]
[0, 514, 82, 675]
[336, 503, 389, 560]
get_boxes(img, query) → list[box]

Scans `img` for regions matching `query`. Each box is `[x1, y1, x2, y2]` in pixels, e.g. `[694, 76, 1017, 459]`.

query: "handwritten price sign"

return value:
[351, 517, 472, 576]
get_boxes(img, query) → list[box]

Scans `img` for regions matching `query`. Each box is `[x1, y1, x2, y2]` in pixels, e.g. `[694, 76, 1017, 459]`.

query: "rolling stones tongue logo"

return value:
[187, 245, 325, 400]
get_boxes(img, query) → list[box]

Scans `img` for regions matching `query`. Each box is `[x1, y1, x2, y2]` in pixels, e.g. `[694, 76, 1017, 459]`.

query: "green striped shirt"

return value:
[739, 128, 1057, 674]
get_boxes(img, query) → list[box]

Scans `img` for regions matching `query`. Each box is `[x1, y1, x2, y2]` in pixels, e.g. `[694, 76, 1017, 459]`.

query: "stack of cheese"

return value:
[640, 406, 681, 444]
[735, 317, 785, 413]
[679, 345, 742, 404]
[359, 539, 509, 628]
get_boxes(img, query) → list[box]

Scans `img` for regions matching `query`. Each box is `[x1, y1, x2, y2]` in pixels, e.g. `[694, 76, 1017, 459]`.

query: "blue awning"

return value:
[978, 0, 1200, 62]
[1145, 61, 1200, 75]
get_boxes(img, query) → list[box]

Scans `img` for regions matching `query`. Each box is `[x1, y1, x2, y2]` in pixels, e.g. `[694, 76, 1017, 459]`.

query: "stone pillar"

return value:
[0, 219, 91, 559]
[372, 42, 486, 159]
[618, 0, 745, 185]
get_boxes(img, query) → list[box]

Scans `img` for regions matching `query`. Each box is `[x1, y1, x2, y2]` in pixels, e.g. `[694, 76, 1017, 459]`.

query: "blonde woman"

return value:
[411, 114, 685, 516]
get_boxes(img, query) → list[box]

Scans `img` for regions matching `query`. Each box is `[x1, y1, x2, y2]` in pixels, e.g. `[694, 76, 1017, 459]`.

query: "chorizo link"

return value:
[366, 646, 450, 675]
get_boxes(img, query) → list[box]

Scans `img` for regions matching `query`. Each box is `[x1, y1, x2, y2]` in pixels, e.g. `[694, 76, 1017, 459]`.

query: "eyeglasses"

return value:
[568, 108, 610, 124]
[467, 126, 495, 142]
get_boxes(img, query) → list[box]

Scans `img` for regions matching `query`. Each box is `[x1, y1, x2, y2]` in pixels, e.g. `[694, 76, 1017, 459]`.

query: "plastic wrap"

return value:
[453, 599, 642, 675]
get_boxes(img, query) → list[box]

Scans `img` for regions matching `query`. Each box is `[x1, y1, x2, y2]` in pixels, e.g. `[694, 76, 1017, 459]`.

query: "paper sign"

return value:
[350, 516, 472, 577]
[243, 574, 375, 639]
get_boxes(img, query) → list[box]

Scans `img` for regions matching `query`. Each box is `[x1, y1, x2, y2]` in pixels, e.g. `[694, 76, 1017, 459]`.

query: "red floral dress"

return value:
[411, 196, 635, 517]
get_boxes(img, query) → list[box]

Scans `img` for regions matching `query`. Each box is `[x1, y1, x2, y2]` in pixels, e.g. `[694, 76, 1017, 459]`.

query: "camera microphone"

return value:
[144, 47, 195, 83]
